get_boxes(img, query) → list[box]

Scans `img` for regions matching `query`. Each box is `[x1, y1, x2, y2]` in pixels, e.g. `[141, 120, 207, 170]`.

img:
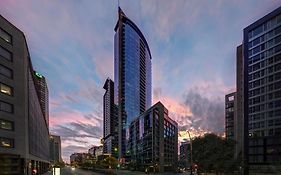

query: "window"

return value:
[0, 65, 12, 78]
[0, 119, 13, 130]
[0, 28, 12, 43]
[0, 83, 13, 96]
[0, 101, 13, 113]
[0, 46, 12, 61]
[0, 137, 14, 148]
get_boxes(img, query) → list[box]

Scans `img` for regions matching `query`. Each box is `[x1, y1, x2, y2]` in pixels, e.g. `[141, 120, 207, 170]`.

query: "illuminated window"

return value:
[0, 101, 13, 113]
[0, 46, 12, 61]
[0, 83, 13, 96]
[0, 64, 13, 78]
[0, 119, 13, 130]
[0, 28, 12, 43]
[0, 137, 14, 148]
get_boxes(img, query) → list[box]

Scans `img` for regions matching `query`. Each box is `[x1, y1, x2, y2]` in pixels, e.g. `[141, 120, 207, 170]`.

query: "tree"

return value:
[192, 133, 239, 174]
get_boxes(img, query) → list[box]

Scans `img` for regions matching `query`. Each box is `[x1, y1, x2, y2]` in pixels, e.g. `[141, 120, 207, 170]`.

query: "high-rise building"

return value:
[33, 71, 49, 128]
[236, 44, 244, 161]
[225, 92, 237, 140]
[127, 102, 178, 173]
[0, 15, 49, 174]
[103, 78, 118, 157]
[243, 6, 281, 172]
[49, 135, 62, 163]
[114, 7, 152, 159]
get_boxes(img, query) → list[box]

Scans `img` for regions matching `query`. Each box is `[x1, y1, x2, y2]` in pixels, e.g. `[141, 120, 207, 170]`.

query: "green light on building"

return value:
[35, 72, 43, 79]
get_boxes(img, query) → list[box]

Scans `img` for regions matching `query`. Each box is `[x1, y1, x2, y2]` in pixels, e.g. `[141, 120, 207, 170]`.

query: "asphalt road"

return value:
[44, 166, 104, 175]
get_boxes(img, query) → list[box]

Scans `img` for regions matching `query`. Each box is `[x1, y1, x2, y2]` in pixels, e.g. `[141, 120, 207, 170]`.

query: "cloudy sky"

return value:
[1, 0, 281, 161]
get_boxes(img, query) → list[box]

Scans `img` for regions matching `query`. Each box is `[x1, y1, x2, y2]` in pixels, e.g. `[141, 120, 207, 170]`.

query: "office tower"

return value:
[243, 7, 281, 172]
[114, 7, 152, 159]
[49, 135, 62, 163]
[103, 78, 118, 157]
[0, 15, 49, 174]
[33, 71, 49, 128]
[127, 102, 178, 173]
[225, 92, 237, 140]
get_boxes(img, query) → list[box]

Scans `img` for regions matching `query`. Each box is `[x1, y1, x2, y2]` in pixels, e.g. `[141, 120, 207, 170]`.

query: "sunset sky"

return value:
[1, 0, 280, 161]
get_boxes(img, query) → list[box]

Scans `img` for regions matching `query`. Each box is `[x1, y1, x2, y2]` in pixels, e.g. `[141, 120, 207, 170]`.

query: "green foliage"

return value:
[192, 133, 240, 174]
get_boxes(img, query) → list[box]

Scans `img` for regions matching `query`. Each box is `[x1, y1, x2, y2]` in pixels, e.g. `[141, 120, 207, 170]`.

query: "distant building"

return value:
[33, 70, 49, 128]
[88, 145, 103, 159]
[179, 141, 191, 168]
[103, 78, 118, 157]
[70, 153, 93, 166]
[242, 6, 281, 173]
[0, 15, 49, 174]
[128, 102, 178, 173]
[114, 7, 152, 159]
[225, 92, 237, 140]
[49, 135, 62, 163]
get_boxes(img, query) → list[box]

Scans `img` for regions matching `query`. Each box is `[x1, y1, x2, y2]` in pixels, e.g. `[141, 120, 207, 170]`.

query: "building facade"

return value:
[88, 145, 103, 159]
[243, 7, 281, 172]
[49, 135, 62, 163]
[127, 102, 178, 173]
[33, 71, 49, 128]
[225, 92, 237, 140]
[179, 141, 191, 169]
[0, 15, 49, 174]
[103, 78, 118, 157]
[114, 7, 152, 159]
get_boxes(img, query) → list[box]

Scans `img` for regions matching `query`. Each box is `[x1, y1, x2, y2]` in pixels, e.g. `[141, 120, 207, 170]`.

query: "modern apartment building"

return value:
[49, 135, 62, 163]
[114, 7, 152, 159]
[0, 15, 49, 174]
[243, 6, 281, 172]
[127, 102, 178, 173]
[103, 78, 118, 157]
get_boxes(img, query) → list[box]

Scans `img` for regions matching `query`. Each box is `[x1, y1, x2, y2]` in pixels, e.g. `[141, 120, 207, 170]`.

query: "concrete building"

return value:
[103, 78, 118, 157]
[128, 102, 178, 173]
[0, 15, 49, 174]
[114, 7, 152, 159]
[49, 135, 62, 163]
[242, 6, 281, 173]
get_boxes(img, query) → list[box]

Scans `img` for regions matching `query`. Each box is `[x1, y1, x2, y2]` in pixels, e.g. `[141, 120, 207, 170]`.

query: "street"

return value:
[44, 166, 104, 175]
[44, 167, 193, 175]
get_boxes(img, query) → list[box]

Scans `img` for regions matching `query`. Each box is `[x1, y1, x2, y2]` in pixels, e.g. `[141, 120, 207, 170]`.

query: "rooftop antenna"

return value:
[118, 0, 120, 8]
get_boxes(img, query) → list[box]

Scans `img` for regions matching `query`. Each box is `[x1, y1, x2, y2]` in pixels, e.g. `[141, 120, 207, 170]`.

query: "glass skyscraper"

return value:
[243, 6, 281, 170]
[114, 7, 152, 159]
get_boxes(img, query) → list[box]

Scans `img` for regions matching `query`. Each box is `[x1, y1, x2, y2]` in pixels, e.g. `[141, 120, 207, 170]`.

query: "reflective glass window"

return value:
[0, 64, 12, 78]
[0, 119, 13, 130]
[0, 101, 13, 113]
[0, 137, 13, 148]
[0, 83, 13, 96]
[0, 46, 12, 61]
[0, 28, 12, 43]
